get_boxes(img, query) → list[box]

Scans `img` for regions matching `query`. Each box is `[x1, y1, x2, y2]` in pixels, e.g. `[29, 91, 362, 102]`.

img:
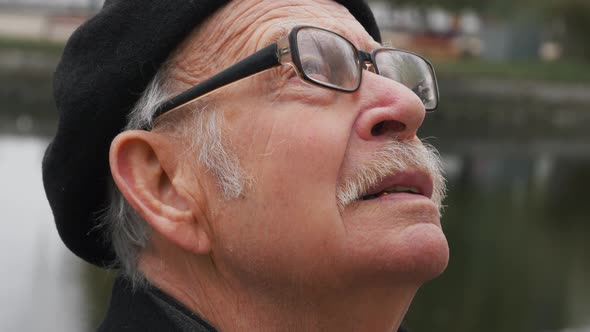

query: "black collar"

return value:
[97, 276, 217, 332]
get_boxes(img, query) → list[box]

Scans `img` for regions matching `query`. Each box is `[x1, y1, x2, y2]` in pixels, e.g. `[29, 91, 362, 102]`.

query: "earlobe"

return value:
[109, 130, 212, 255]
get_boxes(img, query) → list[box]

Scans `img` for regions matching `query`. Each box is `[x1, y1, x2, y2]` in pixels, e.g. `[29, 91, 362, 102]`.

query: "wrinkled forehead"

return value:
[170, 0, 376, 82]
[214, 0, 375, 48]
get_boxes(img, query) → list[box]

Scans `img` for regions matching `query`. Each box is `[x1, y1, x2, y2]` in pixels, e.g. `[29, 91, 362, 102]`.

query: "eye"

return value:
[301, 56, 331, 83]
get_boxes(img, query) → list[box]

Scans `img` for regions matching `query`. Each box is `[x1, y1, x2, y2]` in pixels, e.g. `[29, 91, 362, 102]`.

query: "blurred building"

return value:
[369, 2, 484, 59]
[369, 1, 552, 62]
[0, 0, 101, 42]
[481, 19, 542, 61]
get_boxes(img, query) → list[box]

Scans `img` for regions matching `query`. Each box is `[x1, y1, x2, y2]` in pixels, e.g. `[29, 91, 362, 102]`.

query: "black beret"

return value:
[42, 0, 381, 267]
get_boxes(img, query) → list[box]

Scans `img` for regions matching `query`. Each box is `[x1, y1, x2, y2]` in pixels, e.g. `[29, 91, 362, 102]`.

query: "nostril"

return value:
[371, 120, 406, 136]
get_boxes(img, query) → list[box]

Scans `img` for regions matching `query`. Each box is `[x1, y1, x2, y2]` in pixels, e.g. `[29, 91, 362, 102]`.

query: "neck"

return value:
[141, 250, 418, 332]
[220, 283, 416, 332]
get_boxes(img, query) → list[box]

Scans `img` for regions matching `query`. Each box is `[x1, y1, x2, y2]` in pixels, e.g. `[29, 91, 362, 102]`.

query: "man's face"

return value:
[174, 0, 448, 295]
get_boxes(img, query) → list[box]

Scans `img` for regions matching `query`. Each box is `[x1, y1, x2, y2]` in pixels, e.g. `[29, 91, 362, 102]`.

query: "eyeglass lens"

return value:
[295, 27, 437, 110]
[374, 50, 437, 110]
[296, 28, 360, 91]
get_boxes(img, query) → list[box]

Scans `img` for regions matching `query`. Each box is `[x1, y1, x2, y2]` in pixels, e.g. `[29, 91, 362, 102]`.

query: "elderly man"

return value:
[43, 0, 448, 331]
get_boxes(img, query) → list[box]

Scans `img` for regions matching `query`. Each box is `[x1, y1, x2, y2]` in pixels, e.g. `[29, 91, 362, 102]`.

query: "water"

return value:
[1, 75, 589, 331]
[404, 81, 590, 332]
[407, 153, 590, 332]
[0, 136, 88, 331]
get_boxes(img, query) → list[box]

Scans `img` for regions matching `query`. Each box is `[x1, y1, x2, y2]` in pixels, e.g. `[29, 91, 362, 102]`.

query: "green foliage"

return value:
[433, 59, 590, 83]
[550, 0, 590, 60]
[0, 37, 64, 54]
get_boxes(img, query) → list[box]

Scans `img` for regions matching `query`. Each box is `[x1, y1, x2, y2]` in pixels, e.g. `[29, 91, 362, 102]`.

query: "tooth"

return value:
[383, 186, 420, 194]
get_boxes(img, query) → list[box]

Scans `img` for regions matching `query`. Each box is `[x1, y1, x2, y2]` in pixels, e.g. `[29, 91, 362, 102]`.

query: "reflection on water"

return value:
[404, 85, 590, 331]
[0, 136, 88, 331]
[1, 77, 589, 331]
[407, 153, 590, 332]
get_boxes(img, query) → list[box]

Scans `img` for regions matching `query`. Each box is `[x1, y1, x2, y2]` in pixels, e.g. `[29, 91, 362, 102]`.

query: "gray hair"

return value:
[336, 139, 447, 214]
[102, 67, 246, 288]
[336, 139, 446, 213]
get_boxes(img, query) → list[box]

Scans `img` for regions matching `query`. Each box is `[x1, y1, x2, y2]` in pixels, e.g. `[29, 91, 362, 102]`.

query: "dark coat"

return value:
[97, 277, 217, 332]
[98, 276, 409, 332]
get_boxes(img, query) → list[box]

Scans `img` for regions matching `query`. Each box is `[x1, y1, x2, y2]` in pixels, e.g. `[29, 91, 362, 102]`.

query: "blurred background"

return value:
[0, 0, 589, 331]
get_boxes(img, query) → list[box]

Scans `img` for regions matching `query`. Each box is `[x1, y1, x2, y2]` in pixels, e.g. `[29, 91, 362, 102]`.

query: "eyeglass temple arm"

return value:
[151, 43, 280, 121]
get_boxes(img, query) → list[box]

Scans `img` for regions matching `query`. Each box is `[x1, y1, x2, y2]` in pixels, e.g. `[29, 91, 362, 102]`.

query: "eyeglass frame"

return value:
[149, 25, 439, 129]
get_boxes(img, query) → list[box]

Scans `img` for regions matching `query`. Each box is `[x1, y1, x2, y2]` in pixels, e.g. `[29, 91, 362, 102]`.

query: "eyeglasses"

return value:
[151, 25, 439, 126]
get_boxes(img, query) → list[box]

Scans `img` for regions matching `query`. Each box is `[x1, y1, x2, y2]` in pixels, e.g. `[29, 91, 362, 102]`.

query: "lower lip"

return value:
[366, 192, 432, 203]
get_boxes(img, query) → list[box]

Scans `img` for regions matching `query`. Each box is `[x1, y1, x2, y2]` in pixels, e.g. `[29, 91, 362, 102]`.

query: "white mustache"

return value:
[336, 139, 447, 213]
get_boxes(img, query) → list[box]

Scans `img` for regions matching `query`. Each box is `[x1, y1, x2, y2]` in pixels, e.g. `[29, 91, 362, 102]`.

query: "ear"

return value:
[109, 130, 211, 255]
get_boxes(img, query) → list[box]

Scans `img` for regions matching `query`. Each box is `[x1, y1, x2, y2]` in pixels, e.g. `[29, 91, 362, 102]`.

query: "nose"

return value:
[354, 71, 426, 141]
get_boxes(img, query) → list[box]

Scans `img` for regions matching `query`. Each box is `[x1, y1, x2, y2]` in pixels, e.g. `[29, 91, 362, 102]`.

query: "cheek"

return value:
[212, 105, 357, 284]
[257, 109, 352, 205]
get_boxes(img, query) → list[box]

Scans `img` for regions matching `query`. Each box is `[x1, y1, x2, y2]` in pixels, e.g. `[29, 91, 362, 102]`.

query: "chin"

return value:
[396, 222, 449, 281]
[339, 200, 449, 285]
[344, 222, 449, 286]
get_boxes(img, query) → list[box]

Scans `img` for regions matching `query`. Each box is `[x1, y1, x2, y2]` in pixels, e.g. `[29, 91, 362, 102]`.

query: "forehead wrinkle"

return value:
[165, 4, 267, 87]
[222, 0, 362, 51]
[167, 1, 296, 87]
[168, 0, 375, 89]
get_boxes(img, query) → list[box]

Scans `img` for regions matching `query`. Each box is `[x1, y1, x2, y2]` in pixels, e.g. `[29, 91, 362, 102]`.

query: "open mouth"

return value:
[359, 171, 433, 201]
[361, 185, 422, 200]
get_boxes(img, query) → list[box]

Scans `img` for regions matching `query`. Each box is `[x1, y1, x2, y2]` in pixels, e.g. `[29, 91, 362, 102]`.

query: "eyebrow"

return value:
[379, 41, 393, 48]
[268, 22, 295, 43]
[273, 20, 379, 51]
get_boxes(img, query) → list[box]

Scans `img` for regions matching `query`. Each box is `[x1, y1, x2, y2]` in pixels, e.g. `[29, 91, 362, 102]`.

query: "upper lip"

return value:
[361, 170, 434, 199]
